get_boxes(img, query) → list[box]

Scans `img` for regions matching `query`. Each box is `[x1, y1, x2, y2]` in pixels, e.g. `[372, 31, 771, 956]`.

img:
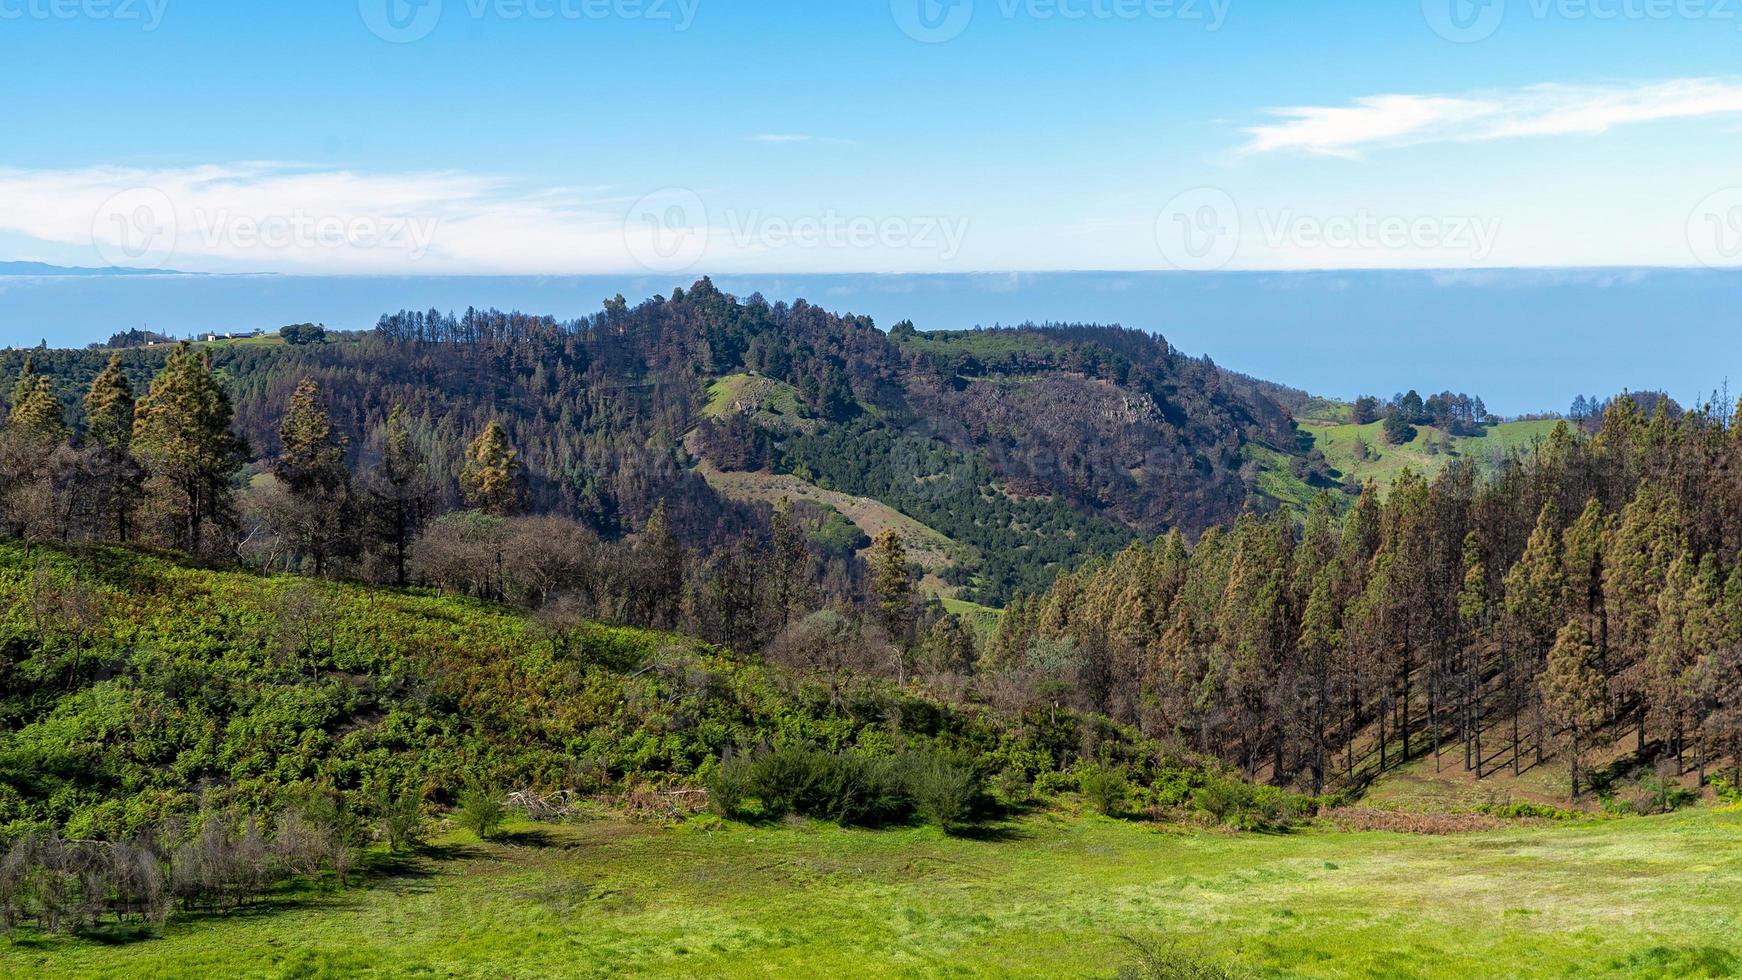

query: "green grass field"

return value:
[9, 807, 1738, 978]
[1301, 419, 1563, 488]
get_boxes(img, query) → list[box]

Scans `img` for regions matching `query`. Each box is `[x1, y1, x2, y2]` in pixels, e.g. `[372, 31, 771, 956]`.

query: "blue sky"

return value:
[4, 1, 1742, 274]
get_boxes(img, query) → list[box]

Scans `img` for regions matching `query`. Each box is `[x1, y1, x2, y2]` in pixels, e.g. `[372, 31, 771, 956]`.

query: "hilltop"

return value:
[1, 280, 1304, 605]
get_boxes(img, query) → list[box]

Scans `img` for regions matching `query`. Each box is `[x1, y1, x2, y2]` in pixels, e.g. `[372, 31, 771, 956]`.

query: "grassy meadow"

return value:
[6, 806, 1739, 978]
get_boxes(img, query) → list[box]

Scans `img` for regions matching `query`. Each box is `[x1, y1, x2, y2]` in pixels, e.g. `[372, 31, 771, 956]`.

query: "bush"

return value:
[1079, 765, 1129, 816]
[378, 789, 427, 852]
[1475, 801, 1582, 821]
[746, 746, 910, 827]
[994, 768, 1032, 807]
[1115, 937, 1249, 979]
[704, 754, 755, 818]
[903, 752, 981, 832]
[456, 782, 506, 841]
[1189, 778, 1309, 831]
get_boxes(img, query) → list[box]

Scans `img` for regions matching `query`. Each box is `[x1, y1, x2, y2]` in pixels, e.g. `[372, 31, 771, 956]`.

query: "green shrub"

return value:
[1478, 801, 1582, 821]
[1033, 769, 1077, 797]
[1190, 777, 1249, 826]
[1079, 765, 1129, 816]
[746, 746, 910, 827]
[1114, 936, 1249, 979]
[456, 782, 506, 841]
[1712, 774, 1742, 805]
[994, 768, 1031, 807]
[379, 789, 427, 852]
[1189, 778, 1308, 831]
[704, 755, 755, 818]
[903, 752, 981, 832]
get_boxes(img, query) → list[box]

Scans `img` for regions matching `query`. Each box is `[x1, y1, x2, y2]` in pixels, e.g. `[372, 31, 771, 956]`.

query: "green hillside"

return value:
[1302, 418, 1563, 486]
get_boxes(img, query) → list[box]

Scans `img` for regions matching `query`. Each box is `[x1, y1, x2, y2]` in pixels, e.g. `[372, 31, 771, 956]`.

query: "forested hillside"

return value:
[0, 280, 1302, 604]
[1000, 404, 1742, 801]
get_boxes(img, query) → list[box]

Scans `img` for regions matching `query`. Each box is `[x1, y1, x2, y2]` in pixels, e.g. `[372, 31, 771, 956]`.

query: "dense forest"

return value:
[0, 279, 1301, 604]
[996, 403, 1742, 799]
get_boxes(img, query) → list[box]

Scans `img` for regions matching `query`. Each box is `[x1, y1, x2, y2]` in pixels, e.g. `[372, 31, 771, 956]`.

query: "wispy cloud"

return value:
[1241, 78, 1742, 158]
[0, 163, 644, 274]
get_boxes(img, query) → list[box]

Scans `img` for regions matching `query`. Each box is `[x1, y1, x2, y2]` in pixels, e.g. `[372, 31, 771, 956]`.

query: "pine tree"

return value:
[1457, 532, 1491, 776]
[1542, 622, 1606, 800]
[1, 358, 68, 542]
[82, 355, 142, 542]
[83, 355, 134, 453]
[767, 502, 813, 631]
[1501, 501, 1564, 773]
[364, 405, 435, 586]
[1560, 498, 1607, 665]
[633, 501, 684, 628]
[871, 530, 916, 652]
[918, 613, 977, 675]
[273, 378, 352, 576]
[1603, 483, 1679, 754]
[461, 420, 520, 516]
[131, 344, 247, 554]
[6, 357, 67, 449]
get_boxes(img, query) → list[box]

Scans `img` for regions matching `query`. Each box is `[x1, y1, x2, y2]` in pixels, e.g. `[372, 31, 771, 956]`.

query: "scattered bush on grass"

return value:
[378, 789, 428, 853]
[1079, 766, 1129, 817]
[1188, 778, 1310, 831]
[904, 751, 982, 832]
[0, 805, 354, 937]
[456, 782, 506, 841]
[1114, 936, 1250, 980]
[994, 768, 1032, 808]
[1476, 801, 1582, 821]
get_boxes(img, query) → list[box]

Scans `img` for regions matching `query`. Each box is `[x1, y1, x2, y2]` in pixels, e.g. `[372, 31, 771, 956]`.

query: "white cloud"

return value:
[1242, 78, 1742, 158]
[0, 163, 646, 274]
